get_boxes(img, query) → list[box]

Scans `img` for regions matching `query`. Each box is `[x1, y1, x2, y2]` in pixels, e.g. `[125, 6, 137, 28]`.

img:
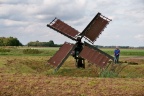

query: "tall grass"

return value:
[99, 63, 128, 78]
[23, 49, 41, 54]
[0, 48, 11, 52]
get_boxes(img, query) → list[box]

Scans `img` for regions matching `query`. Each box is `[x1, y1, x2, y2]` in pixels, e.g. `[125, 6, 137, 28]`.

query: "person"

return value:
[74, 37, 83, 59]
[74, 37, 85, 68]
[114, 46, 120, 64]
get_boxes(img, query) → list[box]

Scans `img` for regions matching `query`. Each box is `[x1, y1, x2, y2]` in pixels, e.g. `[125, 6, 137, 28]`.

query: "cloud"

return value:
[0, 0, 144, 46]
[42, 0, 87, 21]
[134, 34, 144, 41]
[0, 0, 26, 4]
[2, 19, 28, 27]
[0, 0, 88, 23]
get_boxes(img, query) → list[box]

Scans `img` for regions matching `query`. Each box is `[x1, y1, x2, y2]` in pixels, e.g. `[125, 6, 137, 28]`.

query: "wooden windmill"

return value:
[47, 12, 113, 71]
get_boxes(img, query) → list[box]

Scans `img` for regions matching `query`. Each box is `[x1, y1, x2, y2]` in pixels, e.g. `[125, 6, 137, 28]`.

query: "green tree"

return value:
[0, 37, 22, 46]
[27, 40, 62, 47]
[48, 40, 54, 47]
[0, 38, 3, 46]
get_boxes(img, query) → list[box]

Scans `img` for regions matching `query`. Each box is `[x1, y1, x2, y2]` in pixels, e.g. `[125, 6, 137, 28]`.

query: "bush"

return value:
[23, 49, 41, 54]
[0, 48, 11, 52]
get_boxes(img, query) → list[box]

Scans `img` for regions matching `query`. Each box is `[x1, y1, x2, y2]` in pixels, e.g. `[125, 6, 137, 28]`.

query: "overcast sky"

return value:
[0, 0, 144, 47]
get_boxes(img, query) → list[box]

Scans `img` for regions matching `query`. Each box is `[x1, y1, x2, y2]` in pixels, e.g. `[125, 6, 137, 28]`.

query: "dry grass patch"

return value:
[0, 74, 144, 96]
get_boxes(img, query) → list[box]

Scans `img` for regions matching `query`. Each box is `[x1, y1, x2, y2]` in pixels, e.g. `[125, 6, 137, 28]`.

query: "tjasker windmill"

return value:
[47, 12, 113, 71]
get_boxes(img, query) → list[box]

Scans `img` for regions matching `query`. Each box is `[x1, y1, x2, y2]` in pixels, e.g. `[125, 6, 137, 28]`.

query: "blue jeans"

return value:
[114, 56, 119, 64]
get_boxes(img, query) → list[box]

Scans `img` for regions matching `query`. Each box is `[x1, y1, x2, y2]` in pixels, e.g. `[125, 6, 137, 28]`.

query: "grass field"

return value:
[0, 47, 144, 96]
[1, 46, 144, 56]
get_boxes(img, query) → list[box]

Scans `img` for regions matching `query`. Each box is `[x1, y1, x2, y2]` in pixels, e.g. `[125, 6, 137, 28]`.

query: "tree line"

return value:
[0, 37, 62, 47]
[0, 37, 22, 46]
[0, 37, 143, 48]
[27, 40, 62, 47]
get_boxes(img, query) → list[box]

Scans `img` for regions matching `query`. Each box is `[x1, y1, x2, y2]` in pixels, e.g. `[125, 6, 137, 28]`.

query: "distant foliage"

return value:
[27, 40, 61, 47]
[0, 48, 10, 52]
[23, 49, 41, 54]
[0, 37, 22, 46]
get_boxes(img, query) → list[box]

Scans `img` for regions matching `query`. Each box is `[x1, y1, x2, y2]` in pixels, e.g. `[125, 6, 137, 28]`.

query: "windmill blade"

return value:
[79, 42, 113, 68]
[79, 12, 112, 44]
[48, 42, 77, 71]
[47, 18, 80, 41]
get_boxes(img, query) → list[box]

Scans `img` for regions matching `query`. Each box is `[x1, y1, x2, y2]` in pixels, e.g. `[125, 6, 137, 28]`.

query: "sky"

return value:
[0, 0, 144, 47]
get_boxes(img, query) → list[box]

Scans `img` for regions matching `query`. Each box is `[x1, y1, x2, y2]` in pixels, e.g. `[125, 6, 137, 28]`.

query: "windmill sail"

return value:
[79, 42, 113, 68]
[47, 18, 80, 41]
[79, 13, 111, 43]
[48, 42, 77, 71]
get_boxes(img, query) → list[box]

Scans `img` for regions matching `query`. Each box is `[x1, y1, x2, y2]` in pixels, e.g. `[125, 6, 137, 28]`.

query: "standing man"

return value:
[114, 46, 120, 64]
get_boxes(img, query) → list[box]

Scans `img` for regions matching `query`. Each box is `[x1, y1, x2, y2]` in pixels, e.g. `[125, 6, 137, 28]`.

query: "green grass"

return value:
[0, 46, 144, 78]
[1, 47, 144, 56]
[0, 47, 58, 56]
[1, 55, 143, 78]
[101, 48, 144, 56]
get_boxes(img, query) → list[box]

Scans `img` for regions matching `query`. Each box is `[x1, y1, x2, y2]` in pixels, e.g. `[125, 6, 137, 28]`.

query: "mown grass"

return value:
[0, 47, 144, 95]
[0, 55, 143, 78]
[0, 74, 144, 96]
[0, 46, 144, 78]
